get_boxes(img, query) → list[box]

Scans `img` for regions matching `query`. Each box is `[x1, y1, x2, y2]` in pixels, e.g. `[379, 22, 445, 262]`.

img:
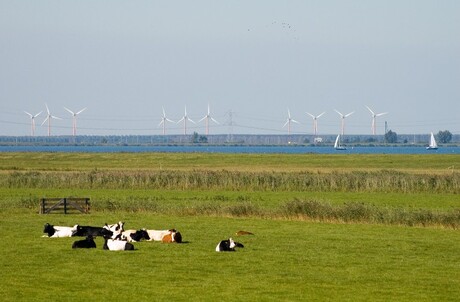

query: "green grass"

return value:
[0, 210, 459, 301]
[0, 152, 459, 300]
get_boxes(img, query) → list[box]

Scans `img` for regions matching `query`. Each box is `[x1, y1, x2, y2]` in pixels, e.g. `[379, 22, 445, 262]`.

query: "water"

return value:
[0, 145, 458, 154]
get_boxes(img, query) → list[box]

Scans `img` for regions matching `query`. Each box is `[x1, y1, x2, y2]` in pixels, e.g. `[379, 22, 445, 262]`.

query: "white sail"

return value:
[426, 132, 438, 150]
[334, 134, 346, 150]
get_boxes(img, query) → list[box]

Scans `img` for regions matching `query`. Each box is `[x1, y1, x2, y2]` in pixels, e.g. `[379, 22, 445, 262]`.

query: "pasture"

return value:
[0, 152, 459, 301]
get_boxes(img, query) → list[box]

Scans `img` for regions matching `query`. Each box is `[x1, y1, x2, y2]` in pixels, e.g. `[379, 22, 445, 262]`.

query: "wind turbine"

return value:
[177, 106, 195, 135]
[24, 110, 42, 136]
[334, 109, 354, 135]
[41, 104, 62, 136]
[64, 107, 87, 136]
[283, 109, 300, 135]
[199, 104, 219, 135]
[158, 107, 175, 135]
[365, 105, 388, 135]
[306, 111, 325, 136]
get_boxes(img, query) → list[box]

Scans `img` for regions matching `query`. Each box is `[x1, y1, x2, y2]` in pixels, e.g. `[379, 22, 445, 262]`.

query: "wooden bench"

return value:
[40, 197, 90, 214]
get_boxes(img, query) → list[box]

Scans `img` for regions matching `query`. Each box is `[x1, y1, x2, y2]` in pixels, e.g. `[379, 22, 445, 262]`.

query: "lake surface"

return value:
[0, 145, 458, 154]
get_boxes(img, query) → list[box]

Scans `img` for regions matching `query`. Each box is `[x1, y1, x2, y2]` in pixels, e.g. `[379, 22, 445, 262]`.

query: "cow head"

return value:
[173, 232, 182, 243]
[228, 238, 236, 249]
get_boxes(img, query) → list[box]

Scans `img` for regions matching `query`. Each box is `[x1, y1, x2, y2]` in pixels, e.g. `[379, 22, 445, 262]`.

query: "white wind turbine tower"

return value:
[283, 109, 300, 135]
[334, 109, 354, 135]
[306, 111, 325, 136]
[41, 104, 62, 136]
[177, 106, 195, 135]
[365, 105, 388, 135]
[159, 107, 175, 135]
[24, 110, 42, 136]
[199, 104, 219, 135]
[64, 107, 87, 136]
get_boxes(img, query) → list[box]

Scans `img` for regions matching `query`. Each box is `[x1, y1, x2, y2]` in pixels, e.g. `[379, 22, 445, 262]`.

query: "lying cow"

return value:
[43, 223, 78, 238]
[73, 225, 113, 238]
[104, 221, 125, 233]
[102, 234, 134, 251]
[215, 238, 244, 252]
[146, 229, 182, 243]
[102, 221, 125, 239]
[72, 236, 96, 249]
[121, 229, 150, 242]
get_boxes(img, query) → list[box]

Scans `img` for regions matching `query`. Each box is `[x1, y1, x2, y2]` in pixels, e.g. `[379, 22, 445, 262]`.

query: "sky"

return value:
[1, 1, 459, 136]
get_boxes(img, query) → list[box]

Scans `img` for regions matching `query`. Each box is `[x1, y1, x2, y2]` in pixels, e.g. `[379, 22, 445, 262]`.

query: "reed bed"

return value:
[281, 199, 460, 229]
[3, 169, 459, 194]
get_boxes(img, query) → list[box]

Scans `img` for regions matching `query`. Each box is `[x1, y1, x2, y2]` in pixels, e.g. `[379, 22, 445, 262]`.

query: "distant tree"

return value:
[437, 130, 452, 144]
[385, 130, 397, 143]
[191, 132, 199, 143]
[191, 132, 208, 143]
[199, 135, 208, 143]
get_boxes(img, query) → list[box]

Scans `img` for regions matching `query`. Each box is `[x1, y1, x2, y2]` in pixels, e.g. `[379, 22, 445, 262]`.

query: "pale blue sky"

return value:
[1, 1, 459, 136]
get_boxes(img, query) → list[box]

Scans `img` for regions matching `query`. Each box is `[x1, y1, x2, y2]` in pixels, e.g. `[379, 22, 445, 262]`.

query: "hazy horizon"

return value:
[1, 1, 459, 136]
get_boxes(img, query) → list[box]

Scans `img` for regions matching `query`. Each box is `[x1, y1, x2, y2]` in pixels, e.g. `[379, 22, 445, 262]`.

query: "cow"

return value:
[104, 221, 125, 233]
[121, 229, 150, 242]
[102, 235, 134, 251]
[43, 223, 78, 238]
[215, 238, 244, 252]
[72, 236, 96, 249]
[146, 229, 182, 243]
[73, 225, 113, 238]
[102, 221, 125, 239]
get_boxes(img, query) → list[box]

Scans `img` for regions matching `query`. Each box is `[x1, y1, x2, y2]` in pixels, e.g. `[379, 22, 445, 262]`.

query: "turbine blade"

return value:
[365, 105, 375, 115]
[199, 116, 207, 123]
[334, 109, 343, 116]
[76, 107, 87, 115]
[35, 111, 43, 118]
[283, 120, 289, 128]
[317, 112, 326, 118]
[292, 119, 300, 124]
[211, 117, 219, 124]
[306, 112, 315, 119]
[24, 111, 33, 118]
[45, 104, 50, 114]
[376, 112, 388, 117]
[345, 111, 354, 117]
[64, 107, 75, 115]
[41, 116, 49, 126]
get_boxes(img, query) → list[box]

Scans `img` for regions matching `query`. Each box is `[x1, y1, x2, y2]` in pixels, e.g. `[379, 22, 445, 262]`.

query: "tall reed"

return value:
[2, 170, 459, 193]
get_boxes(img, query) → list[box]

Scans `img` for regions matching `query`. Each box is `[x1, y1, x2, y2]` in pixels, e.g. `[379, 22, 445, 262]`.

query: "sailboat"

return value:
[334, 134, 347, 150]
[426, 132, 438, 150]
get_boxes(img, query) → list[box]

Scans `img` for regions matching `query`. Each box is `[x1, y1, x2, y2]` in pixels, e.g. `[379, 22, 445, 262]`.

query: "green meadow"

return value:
[0, 152, 459, 301]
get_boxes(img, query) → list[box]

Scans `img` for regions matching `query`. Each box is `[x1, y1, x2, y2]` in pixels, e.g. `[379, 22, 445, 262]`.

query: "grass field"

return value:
[0, 153, 459, 301]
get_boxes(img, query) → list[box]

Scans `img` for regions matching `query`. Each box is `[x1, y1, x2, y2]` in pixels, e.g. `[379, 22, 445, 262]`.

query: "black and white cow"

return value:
[215, 238, 244, 252]
[43, 223, 78, 238]
[72, 236, 96, 249]
[121, 229, 150, 242]
[102, 234, 134, 251]
[102, 221, 125, 239]
[73, 225, 113, 238]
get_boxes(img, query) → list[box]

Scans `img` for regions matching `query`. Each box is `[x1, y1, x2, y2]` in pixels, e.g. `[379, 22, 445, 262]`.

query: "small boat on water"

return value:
[426, 132, 438, 150]
[334, 134, 347, 150]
